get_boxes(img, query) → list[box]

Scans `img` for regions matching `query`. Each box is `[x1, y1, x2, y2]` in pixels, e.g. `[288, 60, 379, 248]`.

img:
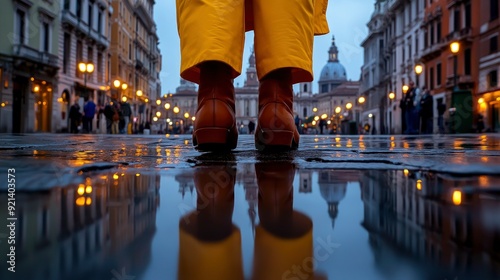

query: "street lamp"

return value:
[78, 62, 94, 98]
[358, 96, 365, 104]
[414, 64, 423, 88]
[156, 99, 161, 106]
[388, 92, 396, 100]
[450, 41, 460, 90]
[164, 103, 171, 110]
[136, 90, 143, 97]
[345, 102, 353, 110]
[313, 107, 318, 113]
[335, 106, 341, 114]
[184, 112, 190, 119]
[173, 106, 180, 114]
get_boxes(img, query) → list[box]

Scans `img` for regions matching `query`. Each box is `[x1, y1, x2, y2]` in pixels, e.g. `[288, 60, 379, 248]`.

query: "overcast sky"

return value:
[155, 0, 374, 94]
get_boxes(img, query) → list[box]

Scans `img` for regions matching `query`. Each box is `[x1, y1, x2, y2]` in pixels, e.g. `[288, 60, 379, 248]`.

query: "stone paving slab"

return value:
[1, 133, 500, 191]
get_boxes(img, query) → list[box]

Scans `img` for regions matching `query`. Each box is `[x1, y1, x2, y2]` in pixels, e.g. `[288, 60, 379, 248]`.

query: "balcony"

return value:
[445, 27, 473, 44]
[61, 10, 109, 49]
[420, 40, 445, 62]
[445, 75, 475, 89]
[13, 44, 58, 67]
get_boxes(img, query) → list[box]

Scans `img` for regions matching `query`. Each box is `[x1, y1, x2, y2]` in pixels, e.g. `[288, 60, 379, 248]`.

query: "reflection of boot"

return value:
[255, 69, 299, 151]
[253, 162, 326, 280]
[192, 61, 238, 151]
[178, 166, 243, 280]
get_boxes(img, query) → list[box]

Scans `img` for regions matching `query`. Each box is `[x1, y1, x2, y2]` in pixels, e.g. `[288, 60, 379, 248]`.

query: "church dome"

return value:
[318, 35, 347, 83]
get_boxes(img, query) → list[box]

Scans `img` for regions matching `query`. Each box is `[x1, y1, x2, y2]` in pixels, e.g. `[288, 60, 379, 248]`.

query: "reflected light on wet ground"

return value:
[1, 165, 500, 280]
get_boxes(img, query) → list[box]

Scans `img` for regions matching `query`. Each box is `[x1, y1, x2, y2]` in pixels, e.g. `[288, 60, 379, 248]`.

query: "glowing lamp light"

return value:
[416, 179, 422, 191]
[85, 186, 92, 194]
[136, 90, 143, 97]
[327, 120, 331, 125]
[153, 116, 158, 122]
[452, 190, 462, 205]
[346, 103, 353, 110]
[136, 173, 141, 177]
[77, 184, 85, 195]
[156, 111, 161, 117]
[450, 41, 460, 54]
[314, 116, 320, 121]
[85, 197, 92, 205]
[33, 85, 40, 93]
[335, 107, 341, 114]
[191, 116, 196, 121]
[173, 106, 180, 114]
[368, 113, 373, 118]
[358, 96, 365, 104]
[113, 174, 119, 180]
[312, 120, 317, 126]
[121, 96, 127, 102]
[388, 92, 396, 100]
[414, 64, 423, 75]
[164, 103, 171, 110]
[121, 83, 128, 90]
[76, 197, 85, 206]
[402, 85, 409, 93]
[78, 63, 87, 73]
[478, 98, 485, 104]
[404, 169, 409, 176]
[321, 113, 328, 119]
[113, 80, 121, 88]
[313, 107, 318, 112]
[184, 112, 190, 119]
[145, 98, 149, 103]
[166, 118, 171, 123]
[156, 99, 161, 105]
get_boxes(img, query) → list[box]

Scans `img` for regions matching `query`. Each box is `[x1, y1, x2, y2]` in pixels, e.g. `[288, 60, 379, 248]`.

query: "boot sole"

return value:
[255, 129, 298, 151]
[193, 127, 238, 152]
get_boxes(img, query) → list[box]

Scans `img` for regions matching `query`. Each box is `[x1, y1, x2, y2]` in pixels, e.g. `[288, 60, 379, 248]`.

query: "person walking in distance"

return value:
[83, 97, 96, 133]
[176, 0, 330, 151]
[69, 100, 82, 134]
[419, 88, 434, 134]
[437, 100, 446, 134]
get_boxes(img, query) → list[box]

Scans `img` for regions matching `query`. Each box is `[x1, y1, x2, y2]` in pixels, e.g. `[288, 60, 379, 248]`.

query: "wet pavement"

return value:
[1, 133, 500, 280]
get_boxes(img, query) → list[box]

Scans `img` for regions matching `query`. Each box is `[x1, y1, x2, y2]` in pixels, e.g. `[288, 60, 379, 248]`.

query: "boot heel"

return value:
[255, 129, 295, 150]
[194, 127, 237, 151]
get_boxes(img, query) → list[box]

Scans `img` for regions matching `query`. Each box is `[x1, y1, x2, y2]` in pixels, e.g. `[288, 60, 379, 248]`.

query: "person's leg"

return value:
[252, 0, 314, 83]
[176, 0, 245, 83]
[252, 0, 314, 150]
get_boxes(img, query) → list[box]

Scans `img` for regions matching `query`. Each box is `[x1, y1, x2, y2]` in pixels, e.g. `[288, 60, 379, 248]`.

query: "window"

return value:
[76, 0, 82, 19]
[424, 29, 428, 48]
[97, 11, 102, 34]
[436, 21, 441, 41]
[76, 40, 82, 76]
[489, 70, 498, 88]
[430, 25, 434, 45]
[303, 84, 308, 92]
[430, 67, 434, 90]
[436, 63, 442, 86]
[465, 2, 471, 28]
[97, 52, 103, 73]
[490, 36, 498, 54]
[88, 47, 93, 64]
[88, 3, 93, 27]
[454, 9, 460, 31]
[321, 84, 328, 93]
[16, 9, 26, 45]
[491, 0, 499, 21]
[63, 34, 70, 73]
[64, 0, 70, 10]
[41, 22, 50, 52]
[464, 48, 471, 75]
[129, 43, 132, 60]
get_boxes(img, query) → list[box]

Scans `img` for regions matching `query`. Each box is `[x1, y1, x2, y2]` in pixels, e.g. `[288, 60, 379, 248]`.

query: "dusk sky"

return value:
[155, 0, 374, 94]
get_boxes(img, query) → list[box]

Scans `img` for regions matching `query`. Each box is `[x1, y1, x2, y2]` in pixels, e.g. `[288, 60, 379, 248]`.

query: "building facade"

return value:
[0, 0, 60, 133]
[421, 0, 480, 134]
[360, 0, 425, 134]
[478, 0, 500, 131]
[110, 0, 161, 129]
[57, 0, 112, 132]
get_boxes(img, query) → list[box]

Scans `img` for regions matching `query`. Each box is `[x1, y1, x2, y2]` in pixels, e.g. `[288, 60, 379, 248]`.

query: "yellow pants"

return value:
[176, 0, 329, 85]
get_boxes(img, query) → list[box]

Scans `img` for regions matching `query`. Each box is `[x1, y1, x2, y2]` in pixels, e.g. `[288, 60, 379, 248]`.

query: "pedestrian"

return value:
[177, 0, 330, 151]
[248, 120, 256, 134]
[437, 100, 446, 134]
[419, 88, 434, 134]
[69, 100, 81, 134]
[120, 101, 132, 134]
[83, 97, 96, 133]
[477, 114, 485, 133]
[111, 102, 120, 134]
[403, 81, 418, 134]
[104, 102, 114, 134]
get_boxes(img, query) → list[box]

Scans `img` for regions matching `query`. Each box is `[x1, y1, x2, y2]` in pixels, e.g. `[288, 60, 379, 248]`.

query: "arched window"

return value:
[303, 108, 307, 118]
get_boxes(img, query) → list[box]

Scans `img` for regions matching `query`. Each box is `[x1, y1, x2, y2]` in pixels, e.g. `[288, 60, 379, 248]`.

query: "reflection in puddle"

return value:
[1, 167, 499, 280]
[0, 172, 160, 280]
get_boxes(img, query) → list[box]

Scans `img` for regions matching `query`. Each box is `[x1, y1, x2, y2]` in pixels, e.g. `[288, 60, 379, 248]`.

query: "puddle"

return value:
[1, 164, 499, 280]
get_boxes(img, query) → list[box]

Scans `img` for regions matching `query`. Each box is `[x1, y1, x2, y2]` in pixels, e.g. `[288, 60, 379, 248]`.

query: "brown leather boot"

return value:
[193, 61, 238, 151]
[255, 68, 299, 151]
